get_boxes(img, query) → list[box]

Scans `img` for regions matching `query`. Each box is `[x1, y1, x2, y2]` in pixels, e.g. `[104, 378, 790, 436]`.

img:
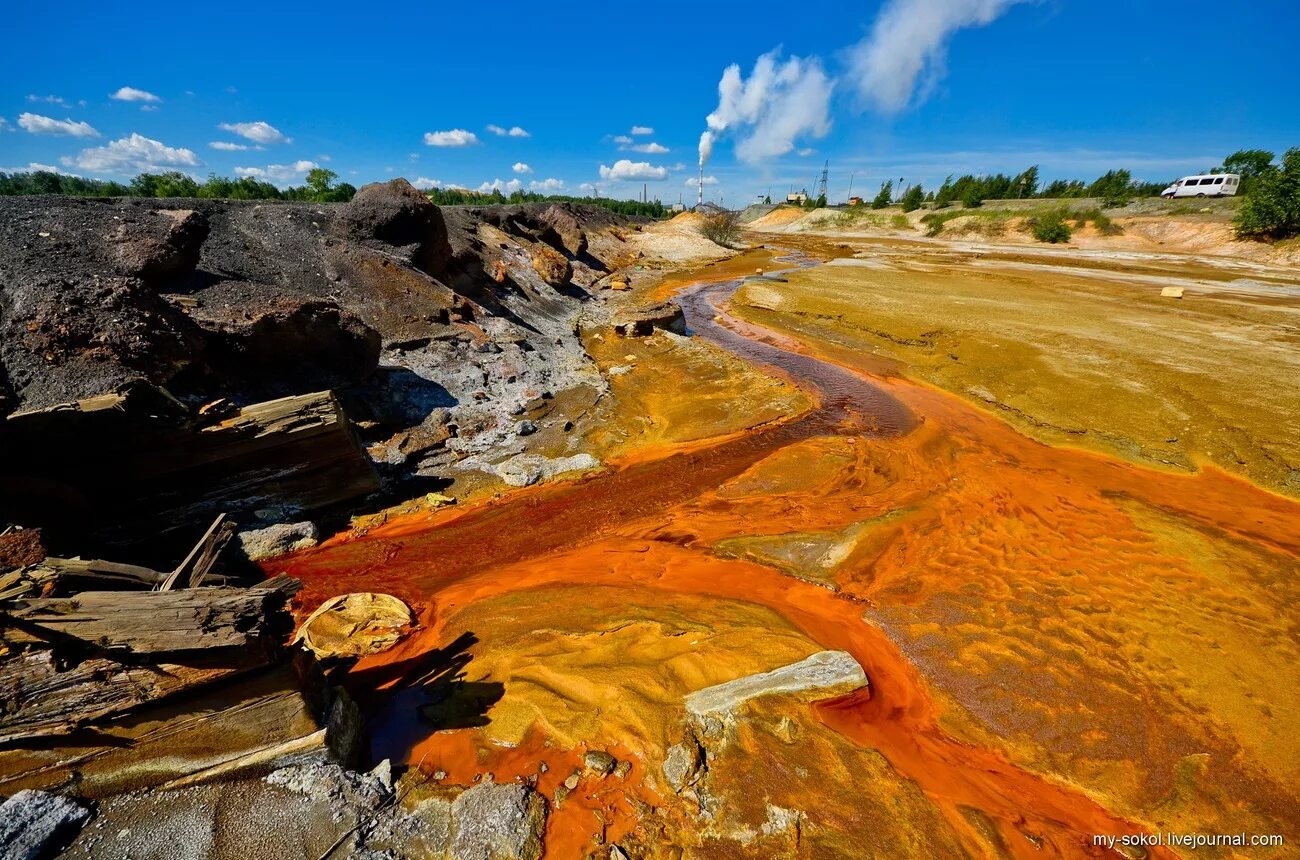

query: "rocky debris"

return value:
[236, 521, 319, 562]
[450, 779, 548, 860]
[0, 789, 91, 860]
[662, 733, 706, 793]
[684, 650, 867, 717]
[612, 301, 686, 337]
[530, 244, 572, 286]
[0, 190, 664, 551]
[333, 178, 453, 275]
[294, 592, 412, 659]
[584, 750, 618, 777]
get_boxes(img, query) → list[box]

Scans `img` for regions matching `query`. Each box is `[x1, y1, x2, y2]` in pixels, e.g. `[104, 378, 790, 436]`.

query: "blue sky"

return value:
[3, 0, 1296, 203]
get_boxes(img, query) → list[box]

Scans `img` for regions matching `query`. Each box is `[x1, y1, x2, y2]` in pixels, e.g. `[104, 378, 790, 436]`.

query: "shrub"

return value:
[890, 214, 910, 230]
[870, 180, 894, 210]
[900, 184, 925, 212]
[1025, 207, 1073, 243]
[698, 210, 742, 247]
[1070, 207, 1123, 236]
[1235, 147, 1300, 239]
[961, 187, 984, 208]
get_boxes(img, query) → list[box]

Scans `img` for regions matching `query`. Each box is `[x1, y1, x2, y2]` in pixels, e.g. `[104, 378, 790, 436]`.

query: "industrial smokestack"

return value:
[697, 164, 704, 207]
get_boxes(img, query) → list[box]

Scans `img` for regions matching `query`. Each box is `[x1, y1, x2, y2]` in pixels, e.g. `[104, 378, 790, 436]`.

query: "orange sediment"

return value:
[268, 258, 1300, 858]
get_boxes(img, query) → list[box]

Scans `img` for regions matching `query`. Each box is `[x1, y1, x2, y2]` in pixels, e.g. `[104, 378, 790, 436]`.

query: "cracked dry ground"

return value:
[270, 238, 1300, 859]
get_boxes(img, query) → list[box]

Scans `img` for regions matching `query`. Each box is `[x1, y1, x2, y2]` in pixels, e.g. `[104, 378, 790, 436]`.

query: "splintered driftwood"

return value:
[0, 577, 300, 744]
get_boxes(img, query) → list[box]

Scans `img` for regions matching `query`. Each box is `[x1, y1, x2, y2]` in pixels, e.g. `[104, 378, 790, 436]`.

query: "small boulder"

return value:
[0, 789, 91, 860]
[613, 302, 685, 337]
[450, 780, 547, 860]
[335, 179, 452, 275]
[662, 734, 705, 793]
[237, 521, 320, 561]
[530, 245, 572, 287]
[583, 750, 617, 777]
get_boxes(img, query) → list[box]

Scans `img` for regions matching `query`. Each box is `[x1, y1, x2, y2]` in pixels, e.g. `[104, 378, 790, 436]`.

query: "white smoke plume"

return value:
[697, 0, 1025, 166]
[697, 50, 832, 167]
[848, 0, 1029, 112]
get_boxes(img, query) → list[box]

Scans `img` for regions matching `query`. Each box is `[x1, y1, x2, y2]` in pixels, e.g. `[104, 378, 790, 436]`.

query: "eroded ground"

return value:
[271, 231, 1300, 858]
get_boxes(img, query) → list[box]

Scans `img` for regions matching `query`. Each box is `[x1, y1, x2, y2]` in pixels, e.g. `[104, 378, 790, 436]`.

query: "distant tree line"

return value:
[0, 168, 669, 219]
[0, 167, 356, 202]
[423, 185, 667, 218]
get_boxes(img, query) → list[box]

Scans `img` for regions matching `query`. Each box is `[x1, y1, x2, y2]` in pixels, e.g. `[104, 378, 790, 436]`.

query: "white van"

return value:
[1162, 173, 1241, 198]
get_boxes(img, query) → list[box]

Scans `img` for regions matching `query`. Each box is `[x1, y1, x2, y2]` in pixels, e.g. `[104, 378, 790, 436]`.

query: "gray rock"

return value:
[0, 789, 91, 860]
[237, 521, 320, 561]
[684, 650, 867, 717]
[583, 750, 617, 777]
[450, 780, 547, 860]
[661, 736, 704, 793]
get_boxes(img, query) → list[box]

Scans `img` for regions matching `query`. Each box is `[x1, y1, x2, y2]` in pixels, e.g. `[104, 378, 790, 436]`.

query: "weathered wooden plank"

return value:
[1, 576, 298, 654]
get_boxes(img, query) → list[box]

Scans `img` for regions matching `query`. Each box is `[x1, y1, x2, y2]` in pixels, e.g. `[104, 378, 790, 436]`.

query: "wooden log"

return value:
[1, 576, 299, 654]
[0, 649, 260, 744]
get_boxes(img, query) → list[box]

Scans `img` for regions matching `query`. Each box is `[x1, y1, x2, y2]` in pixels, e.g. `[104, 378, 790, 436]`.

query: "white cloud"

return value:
[26, 94, 82, 108]
[218, 121, 292, 144]
[208, 141, 261, 151]
[599, 160, 668, 181]
[424, 129, 478, 147]
[512, 162, 533, 174]
[413, 177, 442, 189]
[234, 160, 318, 185]
[486, 124, 507, 136]
[797, 147, 817, 157]
[476, 177, 523, 194]
[18, 113, 100, 137]
[0, 162, 78, 176]
[63, 133, 200, 173]
[624, 142, 669, 154]
[630, 126, 654, 136]
[529, 178, 565, 192]
[612, 135, 633, 145]
[686, 175, 719, 186]
[0, 117, 10, 132]
[507, 126, 530, 138]
[111, 86, 161, 103]
[701, 49, 832, 165]
[140, 104, 159, 112]
[486, 124, 530, 138]
[848, 0, 1028, 113]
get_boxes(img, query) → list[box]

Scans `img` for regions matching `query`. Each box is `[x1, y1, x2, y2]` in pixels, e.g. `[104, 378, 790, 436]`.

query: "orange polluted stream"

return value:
[270, 257, 1298, 858]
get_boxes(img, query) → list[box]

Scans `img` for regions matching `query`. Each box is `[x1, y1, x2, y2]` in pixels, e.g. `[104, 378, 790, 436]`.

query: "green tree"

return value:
[1013, 165, 1039, 198]
[1223, 149, 1276, 194]
[900, 183, 924, 212]
[870, 180, 893, 209]
[933, 176, 956, 208]
[1235, 147, 1300, 239]
[1087, 169, 1134, 207]
[304, 167, 339, 201]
